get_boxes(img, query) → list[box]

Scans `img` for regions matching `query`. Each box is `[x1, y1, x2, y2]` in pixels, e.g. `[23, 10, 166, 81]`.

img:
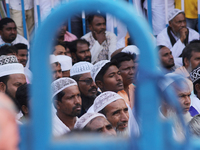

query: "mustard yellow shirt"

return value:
[175, 0, 198, 19]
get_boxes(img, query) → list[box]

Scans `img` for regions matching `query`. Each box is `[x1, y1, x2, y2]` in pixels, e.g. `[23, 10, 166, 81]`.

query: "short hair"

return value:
[95, 60, 118, 82]
[16, 84, 30, 111]
[71, 74, 82, 82]
[0, 75, 9, 85]
[111, 52, 136, 68]
[55, 90, 65, 102]
[189, 114, 200, 136]
[0, 44, 17, 55]
[14, 43, 28, 53]
[182, 40, 200, 66]
[0, 17, 15, 30]
[52, 40, 66, 53]
[157, 45, 166, 51]
[88, 13, 106, 25]
[69, 39, 90, 53]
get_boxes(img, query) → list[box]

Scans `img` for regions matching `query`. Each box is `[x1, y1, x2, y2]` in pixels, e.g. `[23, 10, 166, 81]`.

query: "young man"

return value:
[14, 43, 28, 67]
[51, 77, 82, 137]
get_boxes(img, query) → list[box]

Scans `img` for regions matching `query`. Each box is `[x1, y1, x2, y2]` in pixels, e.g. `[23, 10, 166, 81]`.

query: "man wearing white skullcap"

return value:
[88, 91, 139, 137]
[56, 55, 72, 77]
[0, 55, 26, 118]
[91, 60, 124, 93]
[74, 112, 116, 136]
[71, 61, 98, 116]
[51, 77, 82, 137]
[157, 9, 199, 67]
[50, 54, 62, 80]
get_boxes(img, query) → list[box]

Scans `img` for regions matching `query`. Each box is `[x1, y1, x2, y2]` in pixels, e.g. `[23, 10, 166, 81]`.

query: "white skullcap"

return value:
[91, 60, 110, 81]
[51, 77, 77, 98]
[0, 55, 24, 77]
[50, 54, 58, 64]
[122, 45, 140, 56]
[70, 61, 93, 76]
[56, 55, 72, 71]
[93, 91, 124, 113]
[74, 112, 106, 129]
[168, 9, 184, 22]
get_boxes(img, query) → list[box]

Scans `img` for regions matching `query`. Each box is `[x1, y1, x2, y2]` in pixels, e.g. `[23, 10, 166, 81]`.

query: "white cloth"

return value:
[52, 114, 70, 137]
[156, 27, 200, 66]
[190, 95, 200, 114]
[24, 67, 32, 83]
[0, 34, 30, 49]
[9, 0, 33, 10]
[70, 61, 93, 77]
[143, 0, 174, 36]
[81, 31, 117, 64]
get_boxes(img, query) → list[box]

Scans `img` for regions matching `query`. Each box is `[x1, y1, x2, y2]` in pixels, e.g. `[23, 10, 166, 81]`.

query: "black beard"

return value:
[5, 89, 20, 112]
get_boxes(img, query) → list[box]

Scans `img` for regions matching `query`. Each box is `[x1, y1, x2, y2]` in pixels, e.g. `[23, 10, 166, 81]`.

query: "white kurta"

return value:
[190, 94, 200, 114]
[156, 27, 200, 66]
[81, 31, 117, 64]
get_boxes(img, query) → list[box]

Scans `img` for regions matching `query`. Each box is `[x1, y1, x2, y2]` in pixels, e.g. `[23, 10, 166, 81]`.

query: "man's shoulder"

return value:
[81, 32, 92, 39]
[157, 27, 168, 37]
[188, 27, 199, 36]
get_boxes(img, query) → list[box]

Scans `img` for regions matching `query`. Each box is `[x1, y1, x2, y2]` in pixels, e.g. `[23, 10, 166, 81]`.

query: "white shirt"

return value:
[9, 0, 33, 10]
[81, 31, 117, 64]
[156, 27, 200, 66]
[190, 94, 200, 114]
[52, 114, 71, 137]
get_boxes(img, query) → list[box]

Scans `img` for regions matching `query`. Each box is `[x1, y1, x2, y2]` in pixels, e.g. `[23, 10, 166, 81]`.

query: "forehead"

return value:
[18, 49, 28, 54]
[55, 45, 65, 51]
[3, 22, 16, 29]
[79, 72, 92, 79]
[173, 13, 185, 21]
[62, 85, 79, 95]
[88, 116, 109, 128]
[159, 47, 171, 55]
[191, 51, 200, 58]
[104, 65, 119, 75]
[77, 43, 88, 50]
[92, 16, 105, 24]
[119, 60, 134, 68]
[8, 74, 26, 83]
[105, 99, 127, 111]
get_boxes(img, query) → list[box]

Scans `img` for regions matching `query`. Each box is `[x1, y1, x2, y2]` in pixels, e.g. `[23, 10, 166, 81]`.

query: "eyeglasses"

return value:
[77, 78, 93, 85]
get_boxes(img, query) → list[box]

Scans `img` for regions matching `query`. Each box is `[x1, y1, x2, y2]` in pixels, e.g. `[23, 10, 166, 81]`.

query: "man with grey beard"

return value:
[157, 9, 199, 67]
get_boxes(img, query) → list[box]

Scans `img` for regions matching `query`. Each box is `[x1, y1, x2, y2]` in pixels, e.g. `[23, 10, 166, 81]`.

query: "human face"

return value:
[169, 13, 186, 36]
[119, 60, 135, 87]
[102, 65, 124, 92]
[159, 47, 174, 69]
[66, 48, 72, 57]
[176, 88, 191, 114]
[6, 74, 26, 100]
[16, 49, 28, 67]
[78, 72, 97, 98]
[85, 116, 117, 136]
[54, 45, 66, 55]
[104, 99, 129, 131]
[57, 85, 82, 117]
[186, 51, 200, 72]
[0, 22, 17, 43]
[89, 16, 106, 34]
[76, 43, 91, 62]
[58, 25, 67, 37]
[51, 63, 62, 80]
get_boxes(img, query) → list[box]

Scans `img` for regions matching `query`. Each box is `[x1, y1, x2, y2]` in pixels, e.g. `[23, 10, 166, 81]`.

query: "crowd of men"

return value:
[1, 2, 200, 149]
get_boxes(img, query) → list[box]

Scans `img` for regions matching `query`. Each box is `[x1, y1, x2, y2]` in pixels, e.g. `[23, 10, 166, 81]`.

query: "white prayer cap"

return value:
[93, 91, 124, 113]
[70, 61, 93, 76]
[91, 60, 110, 81]
[50, 54, 58, 64]
[74, 113, 106, 130]
[122, 45, 140, 56]
[51, 77, 77, 98]
[0, 55, 24, 77]
[56, 55, 72, 71]
[168, 9, 184, 22]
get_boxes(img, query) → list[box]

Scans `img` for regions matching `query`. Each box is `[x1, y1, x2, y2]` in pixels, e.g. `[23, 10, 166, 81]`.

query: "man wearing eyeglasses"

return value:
[70, 61, 98, 116]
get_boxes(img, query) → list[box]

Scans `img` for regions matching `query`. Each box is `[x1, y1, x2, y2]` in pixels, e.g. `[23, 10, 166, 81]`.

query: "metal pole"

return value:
[21, 0, 27, 39]
[114, 17, 117, 36]
[181, 0, 184, 11]
[82, 11, 86, 35]
[147, 0, 152, 31]
[5, 0, 10, 17]
[165, 0, 168, 27]
[36, 0, 41, 25]
[198, 0, 200, 34]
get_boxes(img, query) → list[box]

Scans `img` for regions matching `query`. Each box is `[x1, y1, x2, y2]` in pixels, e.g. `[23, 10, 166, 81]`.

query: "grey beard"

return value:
[115, 126, 129, 137]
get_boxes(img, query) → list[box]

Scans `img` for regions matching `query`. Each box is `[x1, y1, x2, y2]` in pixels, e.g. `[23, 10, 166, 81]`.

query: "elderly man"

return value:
[91, 60, 124, 93]
[158, 45, 176, 73]
[70, 61, 98, 115]
[51, 77, 82, 137]
[0, 17, 29, 48]
[88, 91, 139, 137]
[74, 112, 116, 136]
[81, 13, 117, 64]
[0, 55, 26, 119]
[157, 9, 199, 66]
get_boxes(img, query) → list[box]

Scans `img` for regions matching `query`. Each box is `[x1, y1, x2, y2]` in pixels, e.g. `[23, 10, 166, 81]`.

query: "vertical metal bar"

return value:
[66, 0, 71, 33]
[36, 0, 41, 25]
[113, 17, 117, 36]
[21, 0, 27, 39]
[5, 0, 10, 17]
[165, 0, 168, 27]
[147, 0, 152, 31]
[198, 0, 200, 34]
[181, 0, 184, 11]
[82, 11, 86, 35]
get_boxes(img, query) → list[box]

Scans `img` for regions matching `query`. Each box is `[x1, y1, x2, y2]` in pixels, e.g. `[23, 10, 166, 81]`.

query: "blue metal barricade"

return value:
[21, 0, 27, 39]
[19, 0, 200, 149]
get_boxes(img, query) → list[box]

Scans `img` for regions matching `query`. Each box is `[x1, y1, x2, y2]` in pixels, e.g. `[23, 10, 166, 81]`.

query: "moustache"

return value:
[88, 86, 97, 92]
[72, 104, 81, 111]
[116, 81, 123, 86]
[83, 56, 91, 61]
[116, 121, 128, 131]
